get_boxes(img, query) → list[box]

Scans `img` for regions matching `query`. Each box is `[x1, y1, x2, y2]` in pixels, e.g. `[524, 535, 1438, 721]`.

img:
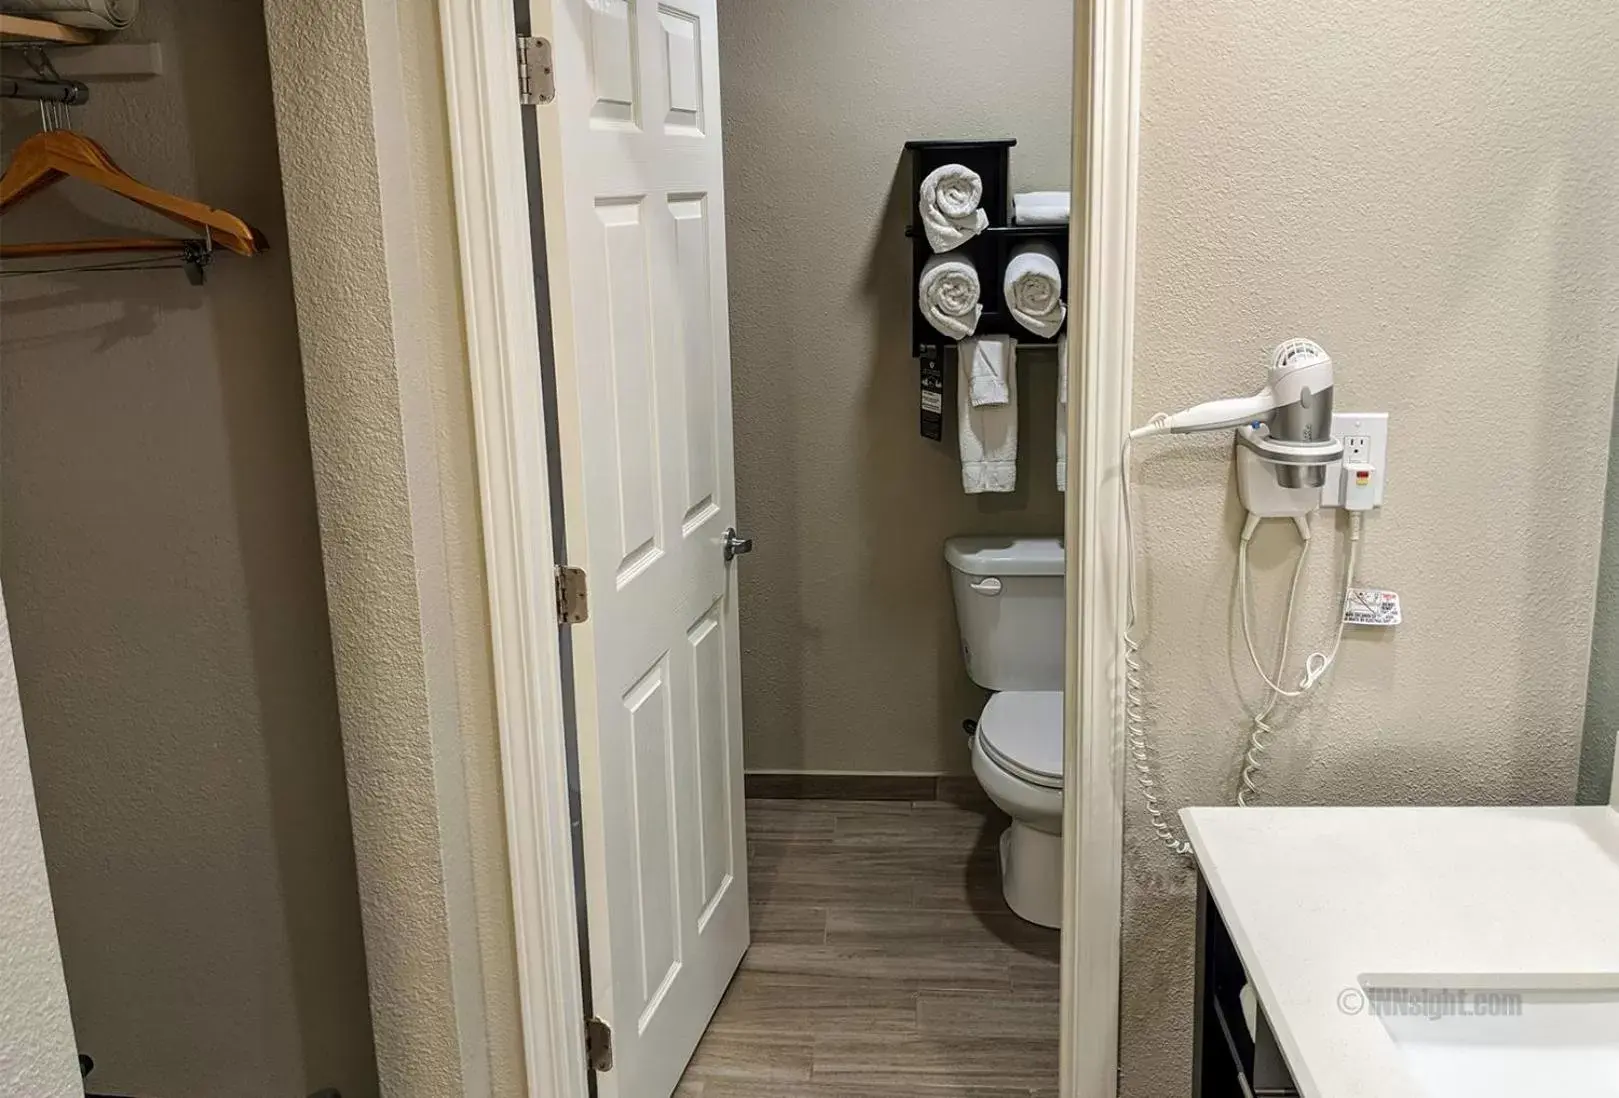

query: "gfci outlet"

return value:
[1321, 412, 1390, 508]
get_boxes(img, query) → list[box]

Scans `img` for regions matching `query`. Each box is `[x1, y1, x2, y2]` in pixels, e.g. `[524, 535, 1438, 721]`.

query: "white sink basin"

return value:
[1362, 976, 1619, 1098]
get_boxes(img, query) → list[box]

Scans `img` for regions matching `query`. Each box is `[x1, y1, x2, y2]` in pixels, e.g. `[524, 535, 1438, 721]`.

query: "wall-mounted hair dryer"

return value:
[1123, 338, 1376, 855]
[1129, 338, 1342, 488]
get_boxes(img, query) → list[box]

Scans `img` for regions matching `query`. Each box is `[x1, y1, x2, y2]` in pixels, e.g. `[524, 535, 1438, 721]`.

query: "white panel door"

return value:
[529, 0, 748, 1095]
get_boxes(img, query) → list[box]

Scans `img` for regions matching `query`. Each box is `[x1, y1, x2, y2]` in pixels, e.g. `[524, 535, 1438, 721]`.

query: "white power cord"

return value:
[1123, 424, 1368, 849]
[1304, 512, 1363, 691]
[1237, 526, 1314, 699]
[1235, 511, 1362, 804]
[1120, 418, 1195, 856]
[1238, 512, 1362, 691]
[1234, 515, 1310, 806]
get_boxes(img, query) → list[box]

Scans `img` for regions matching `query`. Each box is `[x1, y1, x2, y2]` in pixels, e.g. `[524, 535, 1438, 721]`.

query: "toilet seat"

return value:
[976, 690, 1063, 790]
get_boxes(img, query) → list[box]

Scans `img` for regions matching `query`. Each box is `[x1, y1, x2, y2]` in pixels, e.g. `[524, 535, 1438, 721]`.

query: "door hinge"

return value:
[517, 35, 555, 105]
[556, 565, 589, 624]
[585, 1015, 614, 1073]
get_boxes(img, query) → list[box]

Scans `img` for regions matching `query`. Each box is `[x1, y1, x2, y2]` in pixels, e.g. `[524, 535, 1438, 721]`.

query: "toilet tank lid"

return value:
[944, 536, 1065, 577]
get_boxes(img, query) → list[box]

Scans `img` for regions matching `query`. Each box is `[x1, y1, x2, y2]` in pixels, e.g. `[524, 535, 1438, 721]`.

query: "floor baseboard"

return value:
[744, 771, 986, 805]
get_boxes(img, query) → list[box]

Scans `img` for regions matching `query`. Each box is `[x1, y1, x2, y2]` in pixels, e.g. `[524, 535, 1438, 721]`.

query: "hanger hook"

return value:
[23, 49, 73, 132]
[22, 46, 61, 83]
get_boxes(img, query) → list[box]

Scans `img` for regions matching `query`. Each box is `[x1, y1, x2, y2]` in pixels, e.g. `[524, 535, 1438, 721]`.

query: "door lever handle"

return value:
[723, 528, 754, 562]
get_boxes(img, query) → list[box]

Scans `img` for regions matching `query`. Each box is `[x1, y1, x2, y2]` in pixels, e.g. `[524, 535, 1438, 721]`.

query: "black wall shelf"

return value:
[905, 138, 1069, 356]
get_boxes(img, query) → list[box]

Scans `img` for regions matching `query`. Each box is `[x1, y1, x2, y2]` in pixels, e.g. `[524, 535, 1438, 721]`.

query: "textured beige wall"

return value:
[719, 0, 1074, 774]
[0, 3, 376, 1095]
[1122, 2, 1619, 1093]
[1581, 401, 1619, 805]
[0, 585, 80, 1098]
[263, 0, 524, 1093]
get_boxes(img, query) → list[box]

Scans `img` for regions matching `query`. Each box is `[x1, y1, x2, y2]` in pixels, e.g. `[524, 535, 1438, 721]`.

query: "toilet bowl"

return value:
[971, 689, 1063, 927]
[944, 536, 1066, 929]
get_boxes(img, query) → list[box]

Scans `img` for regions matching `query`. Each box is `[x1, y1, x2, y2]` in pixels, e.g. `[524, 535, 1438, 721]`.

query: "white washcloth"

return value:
[960, 341, 1017, 493]
[962, 335, 1012, 408]
[0, 0, 137, 29]
[920, 164, 989, 252]
[1013, 190, 1071, 225]
[919, 251, 982, 340]
[1003, 241, 1066, 338]
[1056, 336, 1069, 492]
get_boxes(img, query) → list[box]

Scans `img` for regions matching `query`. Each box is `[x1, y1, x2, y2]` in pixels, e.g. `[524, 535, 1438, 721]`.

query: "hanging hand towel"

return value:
[960, 340, 1017, 493]
[1013, 190, 1071, 225]
[919, 251, 982, 340]
[0, 0, 138, 30]
[961, 334, 1012, 407]
[920, 164, 989, 252]
[1003, 241, 1067, 339]
[1056, 336, 1069, 492]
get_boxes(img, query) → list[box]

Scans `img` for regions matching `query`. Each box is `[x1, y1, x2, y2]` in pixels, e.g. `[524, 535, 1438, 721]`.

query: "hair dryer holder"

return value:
[1234, 424, 1345, 519]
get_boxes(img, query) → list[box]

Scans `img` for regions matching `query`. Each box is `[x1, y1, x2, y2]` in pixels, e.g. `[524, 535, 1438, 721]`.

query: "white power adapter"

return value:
[1340, 462, 1377, 510]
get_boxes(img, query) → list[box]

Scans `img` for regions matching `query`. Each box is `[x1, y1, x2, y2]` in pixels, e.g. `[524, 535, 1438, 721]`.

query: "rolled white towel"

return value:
[1013, 190, 1070, 225]
[920, 164, 989, 253]
[1004, 241, 1066, 339]
[0, 0, 138, 29]
[918, 251, 982, 340]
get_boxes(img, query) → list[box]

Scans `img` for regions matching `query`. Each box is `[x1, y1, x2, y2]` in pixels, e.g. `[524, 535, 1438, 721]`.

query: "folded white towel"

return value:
[1013, 190, 1071, 225]
[960, 341, 1017, 493]
[1056, 336, 1069, 492]
[1003, 241, 1067, 339]
[919, 251, 982, 340]
[920, 164, 990, 253]
[0, 0, 137, 29]
[961, 335, 1012, 408]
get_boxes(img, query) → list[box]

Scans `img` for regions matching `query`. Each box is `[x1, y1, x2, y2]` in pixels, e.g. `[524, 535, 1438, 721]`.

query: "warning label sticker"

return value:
[1344, 587, 1401, 627]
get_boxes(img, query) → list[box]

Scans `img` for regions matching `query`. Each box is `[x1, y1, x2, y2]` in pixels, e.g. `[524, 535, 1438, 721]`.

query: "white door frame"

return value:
[436, 2, 588, 1096]
[434, 1, 1141, 1096]
[1061, 0, 1142, 1095]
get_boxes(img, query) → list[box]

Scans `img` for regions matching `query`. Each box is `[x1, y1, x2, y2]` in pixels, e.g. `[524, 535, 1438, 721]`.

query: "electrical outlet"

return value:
[1321, 412, 1390, 508]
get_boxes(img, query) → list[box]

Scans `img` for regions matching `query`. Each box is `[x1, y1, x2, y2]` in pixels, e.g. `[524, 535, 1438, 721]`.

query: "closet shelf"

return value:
[0, 13, 94, 45]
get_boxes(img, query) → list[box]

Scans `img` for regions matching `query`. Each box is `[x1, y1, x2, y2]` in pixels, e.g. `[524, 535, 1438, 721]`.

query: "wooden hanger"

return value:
[0, 129, 267, 259]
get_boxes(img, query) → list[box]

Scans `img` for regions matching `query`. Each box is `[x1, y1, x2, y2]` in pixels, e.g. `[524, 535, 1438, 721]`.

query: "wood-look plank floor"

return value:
[675, 797, 1060, 1097]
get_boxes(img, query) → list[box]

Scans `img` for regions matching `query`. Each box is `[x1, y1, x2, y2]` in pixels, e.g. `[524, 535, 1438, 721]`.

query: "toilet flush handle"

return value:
[969, 576, 1003, 596]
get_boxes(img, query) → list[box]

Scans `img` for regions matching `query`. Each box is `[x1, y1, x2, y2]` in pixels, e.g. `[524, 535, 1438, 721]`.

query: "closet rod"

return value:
[0, 74, 88, 104]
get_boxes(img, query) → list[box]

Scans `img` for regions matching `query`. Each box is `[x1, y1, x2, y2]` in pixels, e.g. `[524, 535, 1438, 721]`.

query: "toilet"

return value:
[945, 536, 1065, 928]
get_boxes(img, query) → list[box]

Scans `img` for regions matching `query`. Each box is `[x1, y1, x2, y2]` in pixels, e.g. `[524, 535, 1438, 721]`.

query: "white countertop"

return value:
[1182, 805, 1619, 1098]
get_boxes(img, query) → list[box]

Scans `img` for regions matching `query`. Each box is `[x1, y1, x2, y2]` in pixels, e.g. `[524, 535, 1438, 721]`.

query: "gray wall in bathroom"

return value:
[1123, 2, 1619, 1094]
[718, 0, 1075, 775]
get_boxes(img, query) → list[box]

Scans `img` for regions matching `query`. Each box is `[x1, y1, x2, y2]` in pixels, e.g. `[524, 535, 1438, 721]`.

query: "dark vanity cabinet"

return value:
[1192, 878, 1302, 1097]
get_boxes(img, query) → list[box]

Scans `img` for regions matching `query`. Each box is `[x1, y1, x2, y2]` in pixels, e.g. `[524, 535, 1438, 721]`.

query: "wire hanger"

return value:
[0, 75, 267, 282]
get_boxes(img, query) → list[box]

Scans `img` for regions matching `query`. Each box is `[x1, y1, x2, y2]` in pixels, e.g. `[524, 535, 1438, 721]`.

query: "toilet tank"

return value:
[944, 536, 1065, 691]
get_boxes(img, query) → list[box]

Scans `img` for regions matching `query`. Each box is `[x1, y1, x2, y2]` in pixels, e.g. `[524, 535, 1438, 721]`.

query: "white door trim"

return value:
[436, 3, 591, 1097]
[436, 0, 1139, 1095]
[1060, 0, 1141, 1093]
